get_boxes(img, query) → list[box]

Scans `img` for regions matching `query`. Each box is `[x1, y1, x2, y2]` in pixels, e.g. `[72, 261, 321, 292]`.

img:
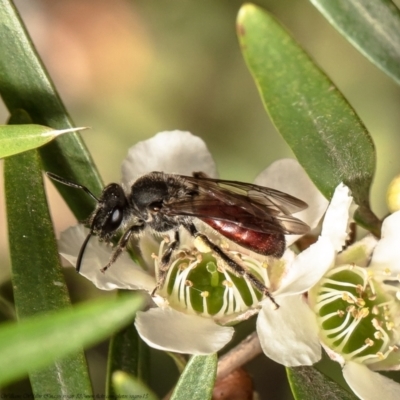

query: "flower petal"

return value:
[59, 225, 156, 291]
[135, 307, 234, 354]
[370, 211, 400, 274]
[321, 183, 354, 252]
[254, 158, 328, 246]
[121, 131, 218, 185]
[274, 236, 335, 296]
[335, 235, 377, 268]
[256, 295, 321, 366]
[343, 361, 400, 400]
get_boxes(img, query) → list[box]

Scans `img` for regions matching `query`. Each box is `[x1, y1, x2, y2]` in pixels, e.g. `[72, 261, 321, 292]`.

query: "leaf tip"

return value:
[237, 3, 259, 23]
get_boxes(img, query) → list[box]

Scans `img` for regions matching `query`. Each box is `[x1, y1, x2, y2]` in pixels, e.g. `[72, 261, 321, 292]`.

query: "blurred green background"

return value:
[1, 0, 400, 398]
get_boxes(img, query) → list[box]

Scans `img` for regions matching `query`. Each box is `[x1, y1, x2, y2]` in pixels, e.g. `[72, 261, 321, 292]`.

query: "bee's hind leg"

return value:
[184, 223, 279, 309]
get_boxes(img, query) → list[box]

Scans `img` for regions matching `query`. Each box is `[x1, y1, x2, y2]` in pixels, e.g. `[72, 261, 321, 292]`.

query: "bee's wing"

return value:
[163, 175, 309, 235]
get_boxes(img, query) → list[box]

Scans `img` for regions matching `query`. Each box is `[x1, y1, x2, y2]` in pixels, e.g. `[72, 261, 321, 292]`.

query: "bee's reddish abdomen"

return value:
[201, 218, 285, 257]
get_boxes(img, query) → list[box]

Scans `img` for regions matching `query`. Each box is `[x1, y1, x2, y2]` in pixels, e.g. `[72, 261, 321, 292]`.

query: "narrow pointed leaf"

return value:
[0, 294, 143, 387]
[0, 0, 102, 220]
[170, 354, 217, 400]
[287, 366, 358, 400]
[310, 0, 400, 86]
[237, 4, 379, 234]
[4, 147, 92, 394]
[112, 371, 158, 400]
[0, 125, 87, 158]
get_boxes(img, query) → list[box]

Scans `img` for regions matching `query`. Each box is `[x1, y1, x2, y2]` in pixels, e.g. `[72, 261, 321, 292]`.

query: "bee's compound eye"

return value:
[103, 207, 123, 232]
[111, 207, 122, 224]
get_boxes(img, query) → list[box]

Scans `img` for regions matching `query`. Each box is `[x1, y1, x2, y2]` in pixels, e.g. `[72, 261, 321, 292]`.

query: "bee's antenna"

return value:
[46, 172, 99, 203]
[76, 229, 93, 273]
[46, 171, 99, 272]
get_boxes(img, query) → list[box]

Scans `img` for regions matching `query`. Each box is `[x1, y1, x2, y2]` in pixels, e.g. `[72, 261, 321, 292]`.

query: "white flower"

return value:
[258, 182, 400, 400]
[59, 130, 328, 355]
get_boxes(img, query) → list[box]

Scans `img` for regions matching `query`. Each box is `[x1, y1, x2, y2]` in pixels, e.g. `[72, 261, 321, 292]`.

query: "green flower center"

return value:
[310, 264, 398, 364]
[155, 241, 267, 319]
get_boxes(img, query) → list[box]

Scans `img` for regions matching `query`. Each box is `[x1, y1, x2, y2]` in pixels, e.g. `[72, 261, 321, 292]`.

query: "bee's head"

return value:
[91, 183, 128, 239]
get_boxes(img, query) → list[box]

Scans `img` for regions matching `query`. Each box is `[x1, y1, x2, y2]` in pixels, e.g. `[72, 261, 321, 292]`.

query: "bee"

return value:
[47, 171, 309, 307]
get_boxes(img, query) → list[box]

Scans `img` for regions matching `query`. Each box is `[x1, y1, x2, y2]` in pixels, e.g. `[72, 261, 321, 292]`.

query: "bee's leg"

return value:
[151, 229, 180, 296]
[185, 223, 279, 309]
[101, 225, 144, 273]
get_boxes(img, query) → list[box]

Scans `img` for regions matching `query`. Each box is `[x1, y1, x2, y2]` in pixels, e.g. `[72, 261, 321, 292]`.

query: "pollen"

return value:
[386, 321, 395, 331]
[194, 237, 211, 253]
[220, 241, 229, 250]
[374, 331, 383, 340]
[222, 280, 233, 288]
[376, 351, 385, 360]
[372, 318, 382, 329]
[185, 280, 193, 287]
[200, 291, 209, 298]
[358, 308, 370, 319]
[342, 293, 355, 304]
[355, 284, 364, 295]
[365, 338, 374, 347]
[176, 251, 187, 259]
[179, 263, 189, 270]
[151, 253, 158, 259]
[262, 261, 269, 269]
[336, 310, 345, 318]
[356, 298, 366, 307]
[346, 305, 356, 313]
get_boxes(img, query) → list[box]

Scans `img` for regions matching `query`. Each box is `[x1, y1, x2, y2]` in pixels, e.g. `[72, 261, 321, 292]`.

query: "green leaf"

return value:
[170, 354, 217, 400]
[237, 4, 380, 235]
[0, 293, 143, 388]
[106, 292, 150, 398]
[0, 0, 102, 220]
[287, 366, 358, 400]
[0, 124, 87, 158]
[112, 371, 158, 400]
[310, 0, 400, 86]
[4, 146, 93, 394]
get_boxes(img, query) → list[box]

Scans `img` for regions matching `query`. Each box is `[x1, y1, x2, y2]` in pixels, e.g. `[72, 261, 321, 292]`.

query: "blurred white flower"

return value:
[59, 130, 328, 355]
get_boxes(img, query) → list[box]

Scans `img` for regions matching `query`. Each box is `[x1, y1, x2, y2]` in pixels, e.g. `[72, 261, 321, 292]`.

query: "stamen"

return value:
[313, 264, 398, 364]
[337, 310, 345, 318]
[386, 321, 394, 331]
[179, 263, 189, 270]
[222, 280, 233, 288]
[355, 298, 366, 307]
[371, 306, 379, 315]
[365, 338, 374, 347]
